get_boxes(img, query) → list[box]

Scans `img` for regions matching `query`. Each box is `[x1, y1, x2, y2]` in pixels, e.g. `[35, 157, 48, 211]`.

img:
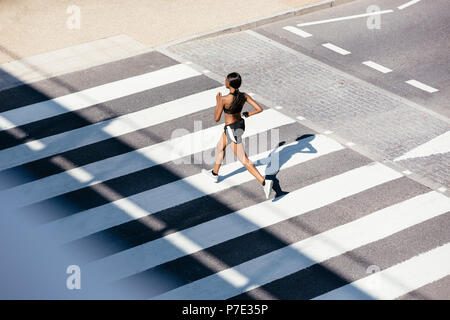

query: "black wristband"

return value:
[243, 111, 249, 118]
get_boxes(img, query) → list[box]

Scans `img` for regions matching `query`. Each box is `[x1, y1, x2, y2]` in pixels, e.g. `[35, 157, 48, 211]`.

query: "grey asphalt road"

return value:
[254, 0, 450, 118]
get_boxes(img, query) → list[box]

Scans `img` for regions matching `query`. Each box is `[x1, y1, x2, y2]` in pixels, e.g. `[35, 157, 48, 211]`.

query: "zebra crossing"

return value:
[0, 50, 449, 300]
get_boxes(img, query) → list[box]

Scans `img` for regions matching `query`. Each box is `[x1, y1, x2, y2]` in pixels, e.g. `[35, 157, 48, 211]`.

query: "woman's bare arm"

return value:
[243, 93, 263, 117]
[214, 92, 224, 122]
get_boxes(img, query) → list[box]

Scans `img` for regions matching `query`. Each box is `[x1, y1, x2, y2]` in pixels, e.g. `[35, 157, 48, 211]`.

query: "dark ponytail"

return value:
[227, 72, 246, 111]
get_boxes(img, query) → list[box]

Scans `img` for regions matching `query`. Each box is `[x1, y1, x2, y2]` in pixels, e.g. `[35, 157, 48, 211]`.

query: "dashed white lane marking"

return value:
[405, 80, 439, 93]
[394, 131, 450, 162]
[296, 116, 305, 121]
[322, 43, 351, 56]
[297, 10, 394, 27]
[282, 26, 312, 38]
[362, 61, 393, 74]
[398, 0, 422, 10]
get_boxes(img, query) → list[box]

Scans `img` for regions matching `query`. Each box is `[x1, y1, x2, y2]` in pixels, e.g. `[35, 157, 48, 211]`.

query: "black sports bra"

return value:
[223, 90, 246, 114]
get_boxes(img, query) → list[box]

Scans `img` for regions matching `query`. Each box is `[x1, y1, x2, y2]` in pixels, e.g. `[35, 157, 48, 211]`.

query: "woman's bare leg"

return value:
[231, 142, 265, 184]
[213, 132, 228, 174]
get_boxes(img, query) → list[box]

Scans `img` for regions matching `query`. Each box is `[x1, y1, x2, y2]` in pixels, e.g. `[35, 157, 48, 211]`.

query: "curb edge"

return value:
[156, 0, 355, 50]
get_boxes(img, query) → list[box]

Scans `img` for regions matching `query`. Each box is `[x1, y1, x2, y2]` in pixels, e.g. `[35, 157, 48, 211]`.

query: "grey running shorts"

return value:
[224, 118, 245, 144]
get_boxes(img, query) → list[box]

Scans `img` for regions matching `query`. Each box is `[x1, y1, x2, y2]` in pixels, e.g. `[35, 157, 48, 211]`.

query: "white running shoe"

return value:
[263, 179, 273, 199]
[202, 169, 218, 183]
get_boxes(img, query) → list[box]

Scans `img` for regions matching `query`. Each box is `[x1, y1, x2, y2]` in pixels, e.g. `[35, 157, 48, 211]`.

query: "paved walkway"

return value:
[0, 0, 324, 64]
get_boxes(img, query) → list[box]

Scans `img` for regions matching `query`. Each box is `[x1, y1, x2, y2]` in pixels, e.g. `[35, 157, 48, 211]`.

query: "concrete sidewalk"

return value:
[0, 0, 331, 64]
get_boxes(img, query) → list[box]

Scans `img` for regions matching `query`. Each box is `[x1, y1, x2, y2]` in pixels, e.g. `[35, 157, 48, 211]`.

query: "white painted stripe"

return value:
[398, 0, 422, 10]
[39, 134, 345, 243]
[0, 63, 201, 131]
[405, 80, 439, 93]
[282, 26, 312, 38]
[297, 10, 393, 27]
[0, 87, 223, 170]
[155, 191, 450, 299]
[362, 61, 393, 73]
[26, 140, 46, 151]
[1, 109, 294, 209]
[322, 43, 351, 55]
[394, 131, 450, 161]
[86, 162, 403, 284]
[226, 126, 237, 143]
[315, 242, 450, 300]
[0, 117, 26, 138]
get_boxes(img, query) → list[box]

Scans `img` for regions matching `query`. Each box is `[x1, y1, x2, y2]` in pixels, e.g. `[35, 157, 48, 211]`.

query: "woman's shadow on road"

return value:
[221, 134, 317, 202]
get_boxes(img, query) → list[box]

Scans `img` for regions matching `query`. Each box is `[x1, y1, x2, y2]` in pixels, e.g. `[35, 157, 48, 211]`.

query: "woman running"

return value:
[202, 72, 273, 199]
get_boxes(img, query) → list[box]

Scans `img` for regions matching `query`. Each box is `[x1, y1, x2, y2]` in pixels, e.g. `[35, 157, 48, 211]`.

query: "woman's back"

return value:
[223, 91, 247, 124]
